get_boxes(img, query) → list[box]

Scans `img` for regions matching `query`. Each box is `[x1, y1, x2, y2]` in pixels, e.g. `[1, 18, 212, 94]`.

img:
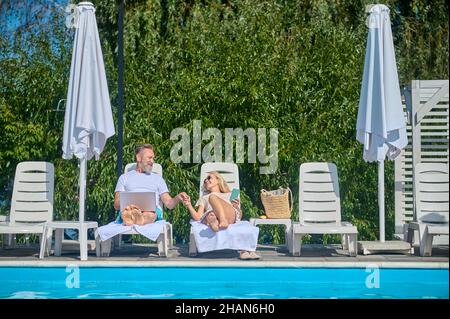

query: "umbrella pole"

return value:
[117, 0, 124, 180]
[378, 160, 385, 242]
[79, 158, 87, 223]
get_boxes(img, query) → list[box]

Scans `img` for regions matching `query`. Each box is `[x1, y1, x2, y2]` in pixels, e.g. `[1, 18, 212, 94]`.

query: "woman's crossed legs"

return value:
[203, 194, 236, 232]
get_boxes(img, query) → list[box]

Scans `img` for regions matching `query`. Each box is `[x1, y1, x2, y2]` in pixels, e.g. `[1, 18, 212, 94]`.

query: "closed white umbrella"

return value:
[356, 4, 407, 242]
[62, 2, 115, 224]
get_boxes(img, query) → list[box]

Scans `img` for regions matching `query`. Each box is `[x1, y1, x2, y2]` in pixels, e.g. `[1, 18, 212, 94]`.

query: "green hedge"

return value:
[0, 0, 448, 244]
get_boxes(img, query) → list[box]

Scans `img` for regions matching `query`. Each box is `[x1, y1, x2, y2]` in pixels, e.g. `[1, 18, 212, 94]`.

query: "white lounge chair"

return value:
[406, 163, 449, 256]
[188, 162, 259, 256]
[99, 162, 173, 257]
[0, 162, 54, 254]
[291, 162, 358, 256]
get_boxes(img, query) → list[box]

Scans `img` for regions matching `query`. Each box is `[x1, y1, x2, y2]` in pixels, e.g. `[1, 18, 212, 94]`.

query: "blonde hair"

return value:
[203, 171, 231, 193]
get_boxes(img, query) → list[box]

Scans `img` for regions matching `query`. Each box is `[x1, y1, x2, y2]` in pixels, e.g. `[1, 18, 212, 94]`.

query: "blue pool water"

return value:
[0, 267, 448, 299]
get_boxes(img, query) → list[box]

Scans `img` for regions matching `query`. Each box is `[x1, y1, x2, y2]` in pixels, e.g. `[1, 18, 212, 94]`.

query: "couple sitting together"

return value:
[114, 143, 260, 260]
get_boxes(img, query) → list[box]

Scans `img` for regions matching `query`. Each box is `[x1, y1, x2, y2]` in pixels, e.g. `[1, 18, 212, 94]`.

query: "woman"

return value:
[182, 171, 260, 260]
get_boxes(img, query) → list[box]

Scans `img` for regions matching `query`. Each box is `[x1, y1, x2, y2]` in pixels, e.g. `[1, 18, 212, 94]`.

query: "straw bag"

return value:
[260, 187, 293, 219]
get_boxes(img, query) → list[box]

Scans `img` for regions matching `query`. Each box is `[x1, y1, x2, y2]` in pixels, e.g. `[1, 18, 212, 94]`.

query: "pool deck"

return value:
[0, 242, 448, 268]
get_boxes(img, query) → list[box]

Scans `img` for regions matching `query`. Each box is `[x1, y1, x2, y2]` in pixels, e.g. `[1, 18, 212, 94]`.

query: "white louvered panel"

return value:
[420, 126, 449, 131]
[421, 111, 448, 117]
[419, 145, 448, 150]
[395, 80, 449, 238]
[419, 131, 449, 137]
[418, 96, 449, 101]
[421, 118, 449, 124]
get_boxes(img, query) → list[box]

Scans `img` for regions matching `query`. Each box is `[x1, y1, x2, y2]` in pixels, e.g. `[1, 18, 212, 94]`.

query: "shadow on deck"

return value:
[0, 242, 448, 264]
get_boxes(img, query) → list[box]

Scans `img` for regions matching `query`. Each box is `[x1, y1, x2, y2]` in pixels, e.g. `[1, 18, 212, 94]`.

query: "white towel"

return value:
[134, 221, 167, 241]
[190, 220, 259, 253]
[98, 220, 167, 242]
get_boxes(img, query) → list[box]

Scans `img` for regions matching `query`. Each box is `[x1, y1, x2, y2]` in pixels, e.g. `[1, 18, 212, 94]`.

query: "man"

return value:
[115, 144, 187, 225]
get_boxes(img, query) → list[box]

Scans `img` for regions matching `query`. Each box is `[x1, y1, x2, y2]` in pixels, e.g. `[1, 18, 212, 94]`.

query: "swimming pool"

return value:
[0, 267, 448, 299]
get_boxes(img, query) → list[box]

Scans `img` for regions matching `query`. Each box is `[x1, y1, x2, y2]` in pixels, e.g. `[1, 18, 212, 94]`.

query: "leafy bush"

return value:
[0, 0, 448, 245]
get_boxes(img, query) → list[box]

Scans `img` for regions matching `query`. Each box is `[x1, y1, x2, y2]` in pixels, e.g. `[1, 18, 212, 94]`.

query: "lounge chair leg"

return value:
[117, 234, 122, 250]
[112, 234, 122, 250]
[164, 227, 169, 256]
[285, 226, 292, 252]
[406, 226, 414, 245]
[292, 234, 302, 256]
[157, 234, 162, 256]
[45, 228, 52, 256]
[348, 234, 357, 257]
[157, 231, 168, 257]
[94, 229, 101, 257]
[419, 226, 433, 257]
[169, 223, 174, 249]
[54, 228, 63, 256]
[79, 224, 88, 261]
[189, 231, 197, 256]
[8, 234, 16, 248]
[101, 239, 112, 257]
[39, 227, 49, 259]
[341, 234, 349, 250]
[164, 226, 169, 256]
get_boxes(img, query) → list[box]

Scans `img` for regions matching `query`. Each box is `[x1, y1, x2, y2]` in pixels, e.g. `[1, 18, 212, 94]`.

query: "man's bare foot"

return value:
[141, 211, 157, 225]
[121, 210, 134, 226]
[132, 209, 144, 225]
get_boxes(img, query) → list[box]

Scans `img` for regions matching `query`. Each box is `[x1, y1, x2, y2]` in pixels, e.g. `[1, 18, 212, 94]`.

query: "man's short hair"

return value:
[135, 144, 155, 155]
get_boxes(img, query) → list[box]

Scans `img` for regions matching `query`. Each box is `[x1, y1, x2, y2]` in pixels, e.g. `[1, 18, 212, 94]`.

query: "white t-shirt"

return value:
[115, 170, 169, 210]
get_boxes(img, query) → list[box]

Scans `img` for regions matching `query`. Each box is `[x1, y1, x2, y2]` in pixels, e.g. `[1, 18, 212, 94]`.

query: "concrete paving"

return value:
[0, 242, 448, 267]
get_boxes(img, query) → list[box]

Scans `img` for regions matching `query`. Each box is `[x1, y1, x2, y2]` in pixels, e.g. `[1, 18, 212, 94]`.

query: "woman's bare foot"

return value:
[206, 213, 220, 232]
[218, 220, 229, 230]
[239, 251, 251, 260]
[239, 251, 261, 260]
[249, 251, 261, 260]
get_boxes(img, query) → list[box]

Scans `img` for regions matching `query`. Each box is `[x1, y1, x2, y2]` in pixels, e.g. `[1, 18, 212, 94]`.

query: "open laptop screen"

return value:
[119, 192, 156, 212]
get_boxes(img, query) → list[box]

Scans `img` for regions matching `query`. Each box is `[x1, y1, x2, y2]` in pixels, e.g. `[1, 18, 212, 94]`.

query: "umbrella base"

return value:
[358, 240, 413, 255]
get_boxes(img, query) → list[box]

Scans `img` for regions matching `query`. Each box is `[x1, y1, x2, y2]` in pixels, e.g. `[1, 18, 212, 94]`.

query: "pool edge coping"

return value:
[0, 260, 448, 269]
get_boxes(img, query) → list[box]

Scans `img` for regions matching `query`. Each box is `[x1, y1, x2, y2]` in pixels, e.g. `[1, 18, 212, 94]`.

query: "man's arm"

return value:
[160, 192, 186, 210]
[114, 192, 120, 211]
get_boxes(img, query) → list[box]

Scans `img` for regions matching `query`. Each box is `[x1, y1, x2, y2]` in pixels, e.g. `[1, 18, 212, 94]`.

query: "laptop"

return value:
[119, 191, 157, 212]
